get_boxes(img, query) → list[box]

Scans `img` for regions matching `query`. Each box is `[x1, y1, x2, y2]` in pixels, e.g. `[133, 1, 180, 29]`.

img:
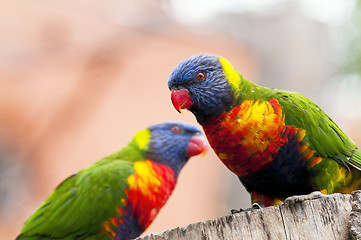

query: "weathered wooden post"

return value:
[138, 191, 361, 240]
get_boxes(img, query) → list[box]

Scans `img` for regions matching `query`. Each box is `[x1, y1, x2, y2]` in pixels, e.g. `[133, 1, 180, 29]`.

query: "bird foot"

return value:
[283, 191, 328, 205]
[230, 202, 264, 214]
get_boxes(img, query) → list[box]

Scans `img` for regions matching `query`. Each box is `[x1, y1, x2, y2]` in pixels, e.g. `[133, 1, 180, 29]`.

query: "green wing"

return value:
[18, 159, 135, 239]
[271, 90, 361, 170]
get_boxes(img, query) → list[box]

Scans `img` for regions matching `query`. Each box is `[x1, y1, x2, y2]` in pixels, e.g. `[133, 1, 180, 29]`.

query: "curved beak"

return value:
[171, 89, 193, 114]
[187, 135, 209, 157]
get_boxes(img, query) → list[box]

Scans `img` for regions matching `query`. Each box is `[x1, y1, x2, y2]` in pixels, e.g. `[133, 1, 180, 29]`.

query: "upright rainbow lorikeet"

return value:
[16, 122, 208, 240]
[168, 54, 361, 207]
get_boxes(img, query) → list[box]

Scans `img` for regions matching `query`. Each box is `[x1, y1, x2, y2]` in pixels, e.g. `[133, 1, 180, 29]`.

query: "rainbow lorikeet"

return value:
[16, 122, 208, 240]
[168, 54, 361, 207]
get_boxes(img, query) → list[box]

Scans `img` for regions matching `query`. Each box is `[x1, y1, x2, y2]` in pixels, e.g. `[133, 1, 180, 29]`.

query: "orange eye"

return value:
[171, 125, 181, 133]
[196, 72, 205, 80]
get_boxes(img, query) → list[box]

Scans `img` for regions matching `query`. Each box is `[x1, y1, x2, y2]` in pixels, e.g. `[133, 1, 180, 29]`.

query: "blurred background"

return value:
[1, 0, 361, 238]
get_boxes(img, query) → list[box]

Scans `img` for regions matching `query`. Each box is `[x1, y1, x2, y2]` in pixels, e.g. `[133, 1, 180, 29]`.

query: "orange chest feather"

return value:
[101, 160, 177, 237]
[123, 160, 177, 229]
[203, 98, 305, 176]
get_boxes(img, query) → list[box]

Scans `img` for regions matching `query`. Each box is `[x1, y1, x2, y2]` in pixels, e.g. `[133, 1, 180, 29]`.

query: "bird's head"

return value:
[136, 122, 208, 175]
[168, 54, 240, 124]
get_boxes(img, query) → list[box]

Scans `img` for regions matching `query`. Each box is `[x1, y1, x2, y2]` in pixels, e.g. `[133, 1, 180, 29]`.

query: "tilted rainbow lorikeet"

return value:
[17, 122, 208, 240]
[168, 54, 361, 207]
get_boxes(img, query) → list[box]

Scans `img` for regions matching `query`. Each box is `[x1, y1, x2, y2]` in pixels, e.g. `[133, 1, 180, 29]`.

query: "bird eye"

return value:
[196, 72, 205, 80]
[171, 125, 181, 134]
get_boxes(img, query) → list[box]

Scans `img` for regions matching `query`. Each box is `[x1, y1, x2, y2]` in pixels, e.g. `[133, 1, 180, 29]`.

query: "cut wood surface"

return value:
[138, 191, 361, 240]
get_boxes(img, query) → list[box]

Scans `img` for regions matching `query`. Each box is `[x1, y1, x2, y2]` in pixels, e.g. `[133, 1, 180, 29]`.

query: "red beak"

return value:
[187, 135, 209, 157]
[171, 89, 193, 114]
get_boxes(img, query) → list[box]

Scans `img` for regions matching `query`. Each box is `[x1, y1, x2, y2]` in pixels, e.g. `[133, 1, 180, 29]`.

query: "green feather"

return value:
[236, 72, 361, 171]
[17, 140, 143, 239]
[349, 149, 361, 170]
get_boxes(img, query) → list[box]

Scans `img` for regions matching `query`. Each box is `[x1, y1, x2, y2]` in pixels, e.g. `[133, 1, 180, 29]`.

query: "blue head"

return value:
[146, 121, 208, 176]
[168, 54, 236, 124]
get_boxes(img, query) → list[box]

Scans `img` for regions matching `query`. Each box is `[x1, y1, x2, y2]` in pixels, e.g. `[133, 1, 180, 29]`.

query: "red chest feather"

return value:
[102, 160, 177, 237]
[125, 160, 176, 228]
[203, 99, 306, 176]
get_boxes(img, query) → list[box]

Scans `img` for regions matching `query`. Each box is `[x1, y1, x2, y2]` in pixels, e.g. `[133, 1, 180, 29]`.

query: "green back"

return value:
[17, 141, 145, 239]
[236, 73, 361, 171]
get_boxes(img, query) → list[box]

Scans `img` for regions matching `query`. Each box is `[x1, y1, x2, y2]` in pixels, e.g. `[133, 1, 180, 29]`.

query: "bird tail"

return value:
[349, 149, 361, 171]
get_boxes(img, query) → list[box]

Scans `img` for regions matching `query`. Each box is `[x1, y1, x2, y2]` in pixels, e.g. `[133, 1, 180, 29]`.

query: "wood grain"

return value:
[138, 192, 361, 240]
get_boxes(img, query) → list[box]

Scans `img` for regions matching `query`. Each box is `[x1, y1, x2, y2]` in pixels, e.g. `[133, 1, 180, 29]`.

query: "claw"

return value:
[230, 202, 264, 214]
[283, 191, 328, 205]
[231, 209, 241, 214]
[251, 202, 264, 209]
